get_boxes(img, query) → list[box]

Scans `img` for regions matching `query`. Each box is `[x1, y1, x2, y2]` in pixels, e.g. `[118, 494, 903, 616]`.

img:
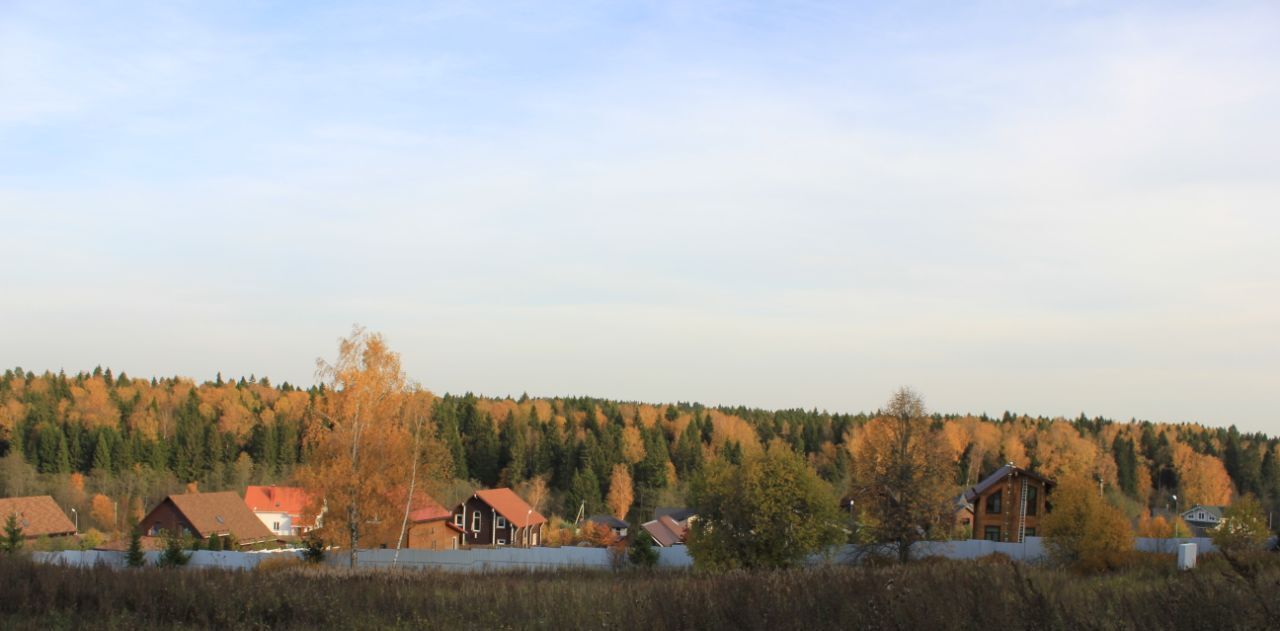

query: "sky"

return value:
[1, 1, 1278, 434]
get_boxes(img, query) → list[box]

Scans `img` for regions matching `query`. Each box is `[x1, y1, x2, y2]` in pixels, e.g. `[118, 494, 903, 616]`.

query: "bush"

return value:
[301, 533, 325, 564]
[1042, 476, 1133, 571]
[125, 529, 146, 568]
[628, 532, 658, 568]
[157, 529, 190, 568]
[1212, 495, 1270, 554]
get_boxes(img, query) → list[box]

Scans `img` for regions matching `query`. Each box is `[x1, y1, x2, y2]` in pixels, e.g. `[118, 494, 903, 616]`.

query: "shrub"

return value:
[628, 532, 658, 568]
[1212, 495, 1270, 554]
[301, 533, 326, 564]
[1042, 475, 1134, 572]
[157, 529, 190, 568]
[256, 554, 305, 573]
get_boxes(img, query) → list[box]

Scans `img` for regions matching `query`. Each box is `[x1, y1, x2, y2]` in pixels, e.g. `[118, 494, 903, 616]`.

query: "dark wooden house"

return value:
[140, 491, 276, 547]
[959, 464, 1055, 543]
[450, 488, 546, 547]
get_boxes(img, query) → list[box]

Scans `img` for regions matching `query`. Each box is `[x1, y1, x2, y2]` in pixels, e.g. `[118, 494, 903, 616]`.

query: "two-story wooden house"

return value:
[450, 488, 546, 547]
[959, 464, 1055, 543]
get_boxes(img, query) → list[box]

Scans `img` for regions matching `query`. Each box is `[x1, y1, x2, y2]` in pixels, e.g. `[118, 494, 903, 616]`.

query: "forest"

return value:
[0, 364, 1277, 541]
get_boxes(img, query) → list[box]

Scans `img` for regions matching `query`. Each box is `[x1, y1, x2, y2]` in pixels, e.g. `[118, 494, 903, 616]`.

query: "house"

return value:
[0, 495, 77, 540]
[243, 485, 322, 537]
[1180, 505, 1226, 537]
[584, 515, 629, 540]
[450, 488, 546, 547]
[960, 464, 1054, 543]
[641, 507, 696, 547]
[140, 491, 276, 547]
[407, 494, 463, 550]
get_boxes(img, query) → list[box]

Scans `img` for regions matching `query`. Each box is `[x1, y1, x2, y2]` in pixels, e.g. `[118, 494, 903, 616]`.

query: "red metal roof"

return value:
[473, 488, 546, 527]
[243, 485, 319, 528]
[408, 494, 452, 523]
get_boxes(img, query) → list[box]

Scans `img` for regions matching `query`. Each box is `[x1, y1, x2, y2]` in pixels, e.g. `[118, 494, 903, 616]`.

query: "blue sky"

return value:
[2, 1, 1278, 434]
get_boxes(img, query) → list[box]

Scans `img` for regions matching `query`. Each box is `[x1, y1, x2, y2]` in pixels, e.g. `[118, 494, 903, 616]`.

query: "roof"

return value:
[473, 488, 546, 528]
[0, 496, 76, 538]
[585, 515, 629, 529]
[962, 465, 1055, 503]
[641, 516, 688, 547]
[653, 507, 697, 522]
[243, 486, 319, 528]
[409, 494, 453, 523]
[158, 492, 275, 542]
[1181, 505, 1225, 522]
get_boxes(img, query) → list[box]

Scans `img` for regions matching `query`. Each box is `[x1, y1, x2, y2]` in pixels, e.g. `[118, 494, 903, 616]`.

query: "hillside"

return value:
[0, 366, 1276, 533]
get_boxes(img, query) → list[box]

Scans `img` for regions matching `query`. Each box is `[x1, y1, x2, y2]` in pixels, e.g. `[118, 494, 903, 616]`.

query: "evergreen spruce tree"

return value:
[2, 513, 23, 554]
[92, 431, 113, 473]
[125, 528, 146, 567]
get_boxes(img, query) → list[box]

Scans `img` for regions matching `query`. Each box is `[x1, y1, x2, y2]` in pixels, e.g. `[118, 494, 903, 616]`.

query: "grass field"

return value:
[1, 552, 1277, 630]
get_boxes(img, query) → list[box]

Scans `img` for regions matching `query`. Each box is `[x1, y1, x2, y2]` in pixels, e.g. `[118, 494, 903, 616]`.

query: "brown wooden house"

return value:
[450, 488, 546, 547]
[959, 464, 1055, 543]
[406, 495, 463, 550]
[140, 491, 276, 547]
[0, 495, 77, 540]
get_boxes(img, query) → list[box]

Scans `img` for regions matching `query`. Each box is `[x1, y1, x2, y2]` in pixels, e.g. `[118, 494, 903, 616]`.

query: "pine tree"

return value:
[125, 528, 146, 567]
[92, 431, 113, 473]
[2, 513, 23, 554]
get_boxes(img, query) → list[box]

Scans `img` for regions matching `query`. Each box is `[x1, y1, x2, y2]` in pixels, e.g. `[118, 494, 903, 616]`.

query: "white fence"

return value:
[29, 536, 1222, 572]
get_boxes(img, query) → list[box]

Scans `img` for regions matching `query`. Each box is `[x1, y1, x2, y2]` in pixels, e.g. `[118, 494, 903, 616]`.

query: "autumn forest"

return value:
[0, 360, 1277, 542]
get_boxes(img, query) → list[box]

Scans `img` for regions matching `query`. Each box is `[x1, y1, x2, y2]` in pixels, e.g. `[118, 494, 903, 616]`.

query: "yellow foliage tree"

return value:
[849, 388, 956, 563]
[296, 327, 426, 568]
[1172, 443, 1233, 507]
[1042, 475, 1134, 571]
[90, 494, 115, 532]
[606, 464, 633, 520]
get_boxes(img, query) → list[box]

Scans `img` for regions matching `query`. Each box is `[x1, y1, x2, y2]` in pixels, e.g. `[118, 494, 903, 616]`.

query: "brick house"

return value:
[450, 488, 546, 547]
[959, 464, 1055, 543]
[0, 495, 77, 540]
[140, 491, 276, 547]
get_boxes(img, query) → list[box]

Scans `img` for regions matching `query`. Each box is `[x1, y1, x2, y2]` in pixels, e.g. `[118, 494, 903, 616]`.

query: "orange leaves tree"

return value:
[606, 464, 633, 520]
[297, 328, 427, 568]
[848, 387, 956, 563]
[1042, 475, 1134, 571]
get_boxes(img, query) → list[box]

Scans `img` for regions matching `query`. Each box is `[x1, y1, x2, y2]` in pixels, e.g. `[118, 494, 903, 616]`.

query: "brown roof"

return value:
[154, 492, 275, 543]
[642, 515, 690, 547]
[473, 488, 546, 527]
[0, 496, 76, 538]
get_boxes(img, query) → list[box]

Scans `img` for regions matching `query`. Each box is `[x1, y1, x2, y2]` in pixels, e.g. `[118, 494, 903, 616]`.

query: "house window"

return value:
[986, 490, 1002, 514]
[472, 511, 482, 532]
[497, 539, 506, 546]
[1024, 528, 1036, 538]
[454, 513, 464, 528]
[272, 522, 281, 532]
[984, 526, 1001, 542]
[1025, 487, 1038, 516]
[496, 516, 507, 529]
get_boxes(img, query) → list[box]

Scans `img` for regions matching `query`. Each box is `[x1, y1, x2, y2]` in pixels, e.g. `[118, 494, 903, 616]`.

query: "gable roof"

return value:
[409, 494, 453, 523]
[243, 486, 319, 528]
[0, 496, 76, 538]
[585, 515, 629, 530]
[962, 465, 1055, 503]
[1181, 505, 1225, 522]
[158, 492, 275, 542]
[641, 516, 688, 547]
[653, 507, 696, 522]
[472, 488, 546, 527]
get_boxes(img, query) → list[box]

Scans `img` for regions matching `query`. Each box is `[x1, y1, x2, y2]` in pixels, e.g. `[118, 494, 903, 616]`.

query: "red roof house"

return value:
[243, 485, 322, 537]
[450, 488, 547, 547]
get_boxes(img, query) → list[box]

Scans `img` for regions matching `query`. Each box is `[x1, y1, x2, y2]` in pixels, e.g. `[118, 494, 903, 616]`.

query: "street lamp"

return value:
[525, 509, 532, 547]
[70, 508, 78, 532]
[1172, 494, 1180, 538]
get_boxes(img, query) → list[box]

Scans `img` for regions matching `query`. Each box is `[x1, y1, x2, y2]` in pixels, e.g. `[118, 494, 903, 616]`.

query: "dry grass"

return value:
[0, 553, 1276, 630]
